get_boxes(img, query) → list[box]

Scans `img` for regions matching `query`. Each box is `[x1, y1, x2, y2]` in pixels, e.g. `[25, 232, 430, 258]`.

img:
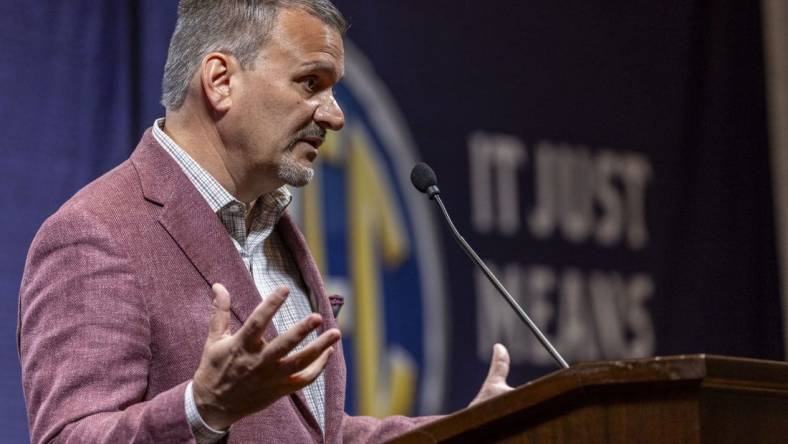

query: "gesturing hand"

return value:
[192, 283, 341, 430]
[469, 343, 514, 407]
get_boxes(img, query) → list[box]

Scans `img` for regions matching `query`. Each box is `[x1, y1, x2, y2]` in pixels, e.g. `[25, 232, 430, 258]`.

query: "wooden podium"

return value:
[387, 355, 788, 443]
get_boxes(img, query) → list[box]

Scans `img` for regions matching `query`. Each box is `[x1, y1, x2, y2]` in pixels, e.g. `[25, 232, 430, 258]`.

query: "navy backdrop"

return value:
[1, 1, 783, 441]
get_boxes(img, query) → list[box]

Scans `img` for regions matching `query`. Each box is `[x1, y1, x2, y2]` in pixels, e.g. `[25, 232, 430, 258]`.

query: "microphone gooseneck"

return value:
[410, 163, 569, 369]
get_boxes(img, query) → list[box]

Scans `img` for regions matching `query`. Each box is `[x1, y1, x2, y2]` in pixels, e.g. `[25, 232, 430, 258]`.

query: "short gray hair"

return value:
[161, 0, 347, 110]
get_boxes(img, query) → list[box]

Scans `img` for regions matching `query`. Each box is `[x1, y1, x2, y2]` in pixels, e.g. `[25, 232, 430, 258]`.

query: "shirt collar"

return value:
[151, 117, 292, 221]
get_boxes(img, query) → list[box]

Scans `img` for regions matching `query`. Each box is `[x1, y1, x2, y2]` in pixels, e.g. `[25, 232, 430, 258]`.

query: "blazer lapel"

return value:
[130, 130, 272, 338]
[278, 213, 346, 443]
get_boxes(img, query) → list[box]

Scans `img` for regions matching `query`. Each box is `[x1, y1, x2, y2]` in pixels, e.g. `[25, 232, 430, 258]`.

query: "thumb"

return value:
[207, 283, 232, 342]
[484, 343, 510, 385]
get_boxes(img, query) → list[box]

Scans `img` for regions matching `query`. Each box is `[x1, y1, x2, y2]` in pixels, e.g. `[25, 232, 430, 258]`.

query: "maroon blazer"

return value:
[18, 130, 435, 443]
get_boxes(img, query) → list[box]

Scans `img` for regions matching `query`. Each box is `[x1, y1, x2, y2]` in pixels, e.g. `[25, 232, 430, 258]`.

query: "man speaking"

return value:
[18, 1, 513, 442]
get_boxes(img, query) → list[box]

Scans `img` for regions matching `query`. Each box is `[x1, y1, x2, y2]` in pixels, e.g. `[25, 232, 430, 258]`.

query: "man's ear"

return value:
[200, 52, 236, 112]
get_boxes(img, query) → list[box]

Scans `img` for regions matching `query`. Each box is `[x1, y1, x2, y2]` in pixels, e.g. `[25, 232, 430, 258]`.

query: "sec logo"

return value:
[291, 42, 448, 416]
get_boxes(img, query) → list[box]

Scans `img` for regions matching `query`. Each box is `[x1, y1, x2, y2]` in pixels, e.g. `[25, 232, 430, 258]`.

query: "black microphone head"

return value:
[410, 162, 438, 193]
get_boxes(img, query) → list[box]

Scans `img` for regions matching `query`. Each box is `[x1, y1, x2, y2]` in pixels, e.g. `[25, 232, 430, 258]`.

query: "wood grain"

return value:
[386, 355, 788, 444]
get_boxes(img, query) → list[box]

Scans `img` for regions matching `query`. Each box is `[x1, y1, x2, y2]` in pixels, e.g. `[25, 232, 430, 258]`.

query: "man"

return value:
[18, 1, 513, 442]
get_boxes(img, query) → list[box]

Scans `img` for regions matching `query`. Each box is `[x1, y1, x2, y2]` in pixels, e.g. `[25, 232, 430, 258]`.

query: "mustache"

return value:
[297, 124, 326, 139]
[286, 124, 326, 150]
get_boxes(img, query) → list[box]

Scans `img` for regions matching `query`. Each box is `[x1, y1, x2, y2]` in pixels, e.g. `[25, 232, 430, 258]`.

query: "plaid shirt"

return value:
[152, 119, 325, 443]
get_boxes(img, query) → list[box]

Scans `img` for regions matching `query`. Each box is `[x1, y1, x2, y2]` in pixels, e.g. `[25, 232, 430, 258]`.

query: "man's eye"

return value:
[303, 77, 318, 91]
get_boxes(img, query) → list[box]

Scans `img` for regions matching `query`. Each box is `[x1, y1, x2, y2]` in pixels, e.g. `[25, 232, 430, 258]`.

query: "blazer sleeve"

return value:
[17, 208, 196, 444]
[341, 413, 441, 443]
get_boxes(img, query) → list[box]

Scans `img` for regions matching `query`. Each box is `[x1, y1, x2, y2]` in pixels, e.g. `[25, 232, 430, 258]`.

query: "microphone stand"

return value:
[431, 192, 569, 369]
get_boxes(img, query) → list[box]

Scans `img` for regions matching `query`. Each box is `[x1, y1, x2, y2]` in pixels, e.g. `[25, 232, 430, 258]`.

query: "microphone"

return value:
[410, 162, 569, 369]
[410, 162, 440, 199]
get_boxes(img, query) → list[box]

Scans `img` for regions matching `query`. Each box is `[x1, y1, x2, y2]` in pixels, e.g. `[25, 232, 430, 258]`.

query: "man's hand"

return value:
[192, 283, 341, 430]
[469, 343, 514, 407]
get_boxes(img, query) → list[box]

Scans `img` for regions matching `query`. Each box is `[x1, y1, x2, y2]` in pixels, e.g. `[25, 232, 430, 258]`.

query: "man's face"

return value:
[222, 8, 345, 189]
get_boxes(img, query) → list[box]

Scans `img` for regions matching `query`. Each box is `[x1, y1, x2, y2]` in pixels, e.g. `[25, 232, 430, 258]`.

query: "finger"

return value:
[485, 343, 511, 385]
[289, 347, 334, 388]
[235, 287, 290, 350]
[207, 283, 232, 343]
[278, 328, 341, 374]
[264, 314, 325, 360]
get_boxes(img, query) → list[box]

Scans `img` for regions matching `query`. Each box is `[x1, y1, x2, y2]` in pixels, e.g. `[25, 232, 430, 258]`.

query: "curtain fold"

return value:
[762, 0, 788, 359]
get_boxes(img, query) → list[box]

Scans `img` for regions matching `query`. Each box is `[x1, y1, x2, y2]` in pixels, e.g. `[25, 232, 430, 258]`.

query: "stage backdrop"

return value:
[0, 1, 783, 440]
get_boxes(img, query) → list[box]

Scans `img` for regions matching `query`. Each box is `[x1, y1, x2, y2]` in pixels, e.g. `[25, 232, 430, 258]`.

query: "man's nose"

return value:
[314, 94, 345, 131]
